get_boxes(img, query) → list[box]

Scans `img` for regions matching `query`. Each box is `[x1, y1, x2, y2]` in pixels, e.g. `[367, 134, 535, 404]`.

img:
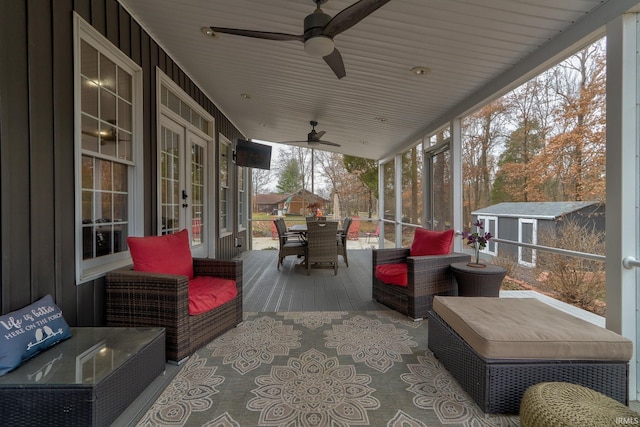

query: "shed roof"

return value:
[472, 201, 601, 220]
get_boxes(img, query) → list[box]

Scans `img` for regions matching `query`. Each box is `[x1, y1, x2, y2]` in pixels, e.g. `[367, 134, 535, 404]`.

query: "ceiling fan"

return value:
[280, 121, 341, 147]
[204, 0, 391, 79]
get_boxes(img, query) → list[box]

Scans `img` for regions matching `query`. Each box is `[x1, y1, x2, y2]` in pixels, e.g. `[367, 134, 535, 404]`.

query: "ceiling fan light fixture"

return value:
[304, 36, 334, 57]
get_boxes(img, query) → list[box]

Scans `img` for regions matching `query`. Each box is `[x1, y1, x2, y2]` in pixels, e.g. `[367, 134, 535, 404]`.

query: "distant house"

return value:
[471, 201, 604, 267]
[255, 189, 329, 216]
[255, 193, 287, 214]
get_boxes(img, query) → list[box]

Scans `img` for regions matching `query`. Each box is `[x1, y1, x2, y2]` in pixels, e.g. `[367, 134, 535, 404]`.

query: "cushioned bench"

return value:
[428, 296, 633, 414]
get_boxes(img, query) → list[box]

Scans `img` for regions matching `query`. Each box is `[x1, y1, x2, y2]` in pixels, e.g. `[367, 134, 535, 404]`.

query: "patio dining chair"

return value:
[348, 216, 361, 240]
[274, 218, 306, 269]
[306, 220, 339, 275]
[366, 222, 380, 242]
[337, 217, 352, 267]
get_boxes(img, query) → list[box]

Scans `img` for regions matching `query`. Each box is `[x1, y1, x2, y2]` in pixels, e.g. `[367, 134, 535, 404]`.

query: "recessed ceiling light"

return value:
[410, 66, 431, 76]
[240, 93, 251, 99]
[259, 123, 266, 127]
[201, 27, 218, 38]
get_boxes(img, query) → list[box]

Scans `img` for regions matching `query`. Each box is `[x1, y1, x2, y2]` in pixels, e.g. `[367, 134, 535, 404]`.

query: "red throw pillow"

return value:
[127, 229, 194, 279]
[375, 263, 408, 287]
[410, 228, 454, 257]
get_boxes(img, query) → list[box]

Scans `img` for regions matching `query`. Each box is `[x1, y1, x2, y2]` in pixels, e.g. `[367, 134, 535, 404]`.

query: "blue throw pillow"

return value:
[0, 294, 72, 376]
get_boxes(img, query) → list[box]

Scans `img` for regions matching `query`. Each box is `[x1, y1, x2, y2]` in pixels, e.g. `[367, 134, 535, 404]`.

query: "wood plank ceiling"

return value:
[118, 0, 640, 160]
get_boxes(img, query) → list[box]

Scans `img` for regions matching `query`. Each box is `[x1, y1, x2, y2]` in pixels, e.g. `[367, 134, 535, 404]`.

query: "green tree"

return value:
[276, 158, 301, 193]
[492, 121, 545, 202]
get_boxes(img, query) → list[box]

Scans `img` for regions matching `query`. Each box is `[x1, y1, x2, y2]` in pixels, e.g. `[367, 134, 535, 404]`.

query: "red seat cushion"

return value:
[188, 276, 238, 315]
[375, 263, 408, 287]
[127, 229, 194, 279]
[410, 228, 454, 257]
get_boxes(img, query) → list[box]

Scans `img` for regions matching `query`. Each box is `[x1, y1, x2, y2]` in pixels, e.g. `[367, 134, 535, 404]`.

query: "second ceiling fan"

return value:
[280, 121, 341, 147]
[205, 0, 391, 79]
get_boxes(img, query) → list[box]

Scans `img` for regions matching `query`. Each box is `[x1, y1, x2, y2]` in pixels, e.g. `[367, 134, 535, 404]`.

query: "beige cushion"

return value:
[433, 296, 632, 361]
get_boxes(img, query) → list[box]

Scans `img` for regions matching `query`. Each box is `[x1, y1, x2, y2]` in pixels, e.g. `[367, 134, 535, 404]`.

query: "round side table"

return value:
[450, 261, 507, 297]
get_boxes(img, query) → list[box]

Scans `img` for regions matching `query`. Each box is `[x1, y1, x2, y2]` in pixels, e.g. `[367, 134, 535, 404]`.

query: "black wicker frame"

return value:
[371, 249, 470, 319]
[106, 258, 243, 363]
[427, 310, 629, 414]
[0, 328, 165, 427]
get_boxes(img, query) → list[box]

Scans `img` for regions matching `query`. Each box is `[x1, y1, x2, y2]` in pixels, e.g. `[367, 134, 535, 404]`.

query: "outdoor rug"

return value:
[137, 311, 520, 426]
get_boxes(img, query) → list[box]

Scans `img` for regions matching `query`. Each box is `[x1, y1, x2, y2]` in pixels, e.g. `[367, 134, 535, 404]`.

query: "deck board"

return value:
[240, 249, 388, 313]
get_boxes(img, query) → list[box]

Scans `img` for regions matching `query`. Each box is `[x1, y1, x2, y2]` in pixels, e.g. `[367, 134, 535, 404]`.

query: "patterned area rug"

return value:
[137, 311, 520, 426]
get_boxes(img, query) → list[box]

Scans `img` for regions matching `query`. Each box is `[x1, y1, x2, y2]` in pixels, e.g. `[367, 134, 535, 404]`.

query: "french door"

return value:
[159, 117, 209, 257]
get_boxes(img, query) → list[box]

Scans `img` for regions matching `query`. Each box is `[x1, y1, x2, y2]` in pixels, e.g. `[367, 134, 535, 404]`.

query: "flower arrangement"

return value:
[462, 220, 493, 265]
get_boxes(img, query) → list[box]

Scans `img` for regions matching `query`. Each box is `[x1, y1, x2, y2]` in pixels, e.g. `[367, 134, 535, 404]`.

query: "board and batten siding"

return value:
[0, 0, 247, 324]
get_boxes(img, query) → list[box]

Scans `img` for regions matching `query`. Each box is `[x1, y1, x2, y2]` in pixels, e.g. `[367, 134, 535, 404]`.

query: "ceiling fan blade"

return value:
[323, 49, 346, 79]
[323, 0, 392, 37]
[209, 26, 304, 42]
[318, 140, 341, 147]
[278, 140, 308, 145]
[313, 130, 326, 140]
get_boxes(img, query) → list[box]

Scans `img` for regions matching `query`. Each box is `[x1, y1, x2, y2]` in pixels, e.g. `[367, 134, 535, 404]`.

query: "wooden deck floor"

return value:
[239, 249, 389, 312]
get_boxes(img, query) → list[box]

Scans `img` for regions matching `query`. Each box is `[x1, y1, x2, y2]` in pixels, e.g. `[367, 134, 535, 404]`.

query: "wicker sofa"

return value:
[106, 257, 243, 363]
[372, 248, 470, 319]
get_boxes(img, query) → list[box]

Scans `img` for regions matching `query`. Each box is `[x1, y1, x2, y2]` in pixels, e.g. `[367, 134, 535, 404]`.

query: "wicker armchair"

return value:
[306, 221, 339, 275]
[106, 258, 243, 363]
[372, 248, 470, 319]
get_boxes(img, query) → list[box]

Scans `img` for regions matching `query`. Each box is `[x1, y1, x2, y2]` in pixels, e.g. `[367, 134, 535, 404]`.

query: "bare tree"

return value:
[315, 150, 368, 217]
[536, 218, 605, 315]
[251, 168, 272, 210]
[540, 41, 606, 202]
[462, 99, 507, 213]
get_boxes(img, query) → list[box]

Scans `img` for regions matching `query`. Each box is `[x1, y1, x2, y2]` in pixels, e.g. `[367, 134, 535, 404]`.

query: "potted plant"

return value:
[461, 220, 493, 267]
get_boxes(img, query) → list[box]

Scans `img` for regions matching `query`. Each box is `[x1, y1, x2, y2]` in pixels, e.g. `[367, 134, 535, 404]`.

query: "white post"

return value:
[606, 12, 639, 400]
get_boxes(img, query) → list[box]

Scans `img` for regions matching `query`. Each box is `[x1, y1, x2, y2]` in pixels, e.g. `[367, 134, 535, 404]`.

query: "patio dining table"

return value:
[287, 222, 344, 270]
[287, 222, 344, 234]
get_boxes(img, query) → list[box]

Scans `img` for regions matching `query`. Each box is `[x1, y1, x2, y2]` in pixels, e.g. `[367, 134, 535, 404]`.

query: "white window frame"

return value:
[477, 215, 498, 257]
[73, 14, 143, 284]
[238, 166, 248, 231]
[518, 218, 537, 267]
[219, 134, 232, 236]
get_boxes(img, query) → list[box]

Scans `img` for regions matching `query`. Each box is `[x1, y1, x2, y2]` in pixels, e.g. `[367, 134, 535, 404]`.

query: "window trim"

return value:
[518, 217, 537, 267]
[477, 215, 498, 257]
[74, 14, 144, 284]
[219, 134, 232, 236]
[238, 166, 247, 231]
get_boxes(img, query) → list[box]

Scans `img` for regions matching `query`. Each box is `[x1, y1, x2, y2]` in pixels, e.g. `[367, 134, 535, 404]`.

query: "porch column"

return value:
[451, 118, 464, 252]
[395, 153, 403, 245]
[605, 12, 639, 399]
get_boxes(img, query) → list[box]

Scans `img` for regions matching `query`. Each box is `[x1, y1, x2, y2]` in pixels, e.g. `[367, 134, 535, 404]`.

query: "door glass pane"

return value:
[161, 126, 181, 235]
[191, 143, 205, 245]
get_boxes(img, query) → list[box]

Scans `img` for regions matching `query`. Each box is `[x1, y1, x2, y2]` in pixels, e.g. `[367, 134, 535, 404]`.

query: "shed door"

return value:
[518, 218, 536, 267]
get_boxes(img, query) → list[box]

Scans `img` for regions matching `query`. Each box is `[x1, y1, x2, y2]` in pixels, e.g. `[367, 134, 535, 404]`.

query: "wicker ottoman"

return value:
[428, 296, 632, 414]
[520, 382, 639, 427]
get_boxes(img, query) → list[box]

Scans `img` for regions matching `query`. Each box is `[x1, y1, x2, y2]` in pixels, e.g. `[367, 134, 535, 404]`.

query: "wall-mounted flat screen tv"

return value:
[234, 139, 272, 170]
